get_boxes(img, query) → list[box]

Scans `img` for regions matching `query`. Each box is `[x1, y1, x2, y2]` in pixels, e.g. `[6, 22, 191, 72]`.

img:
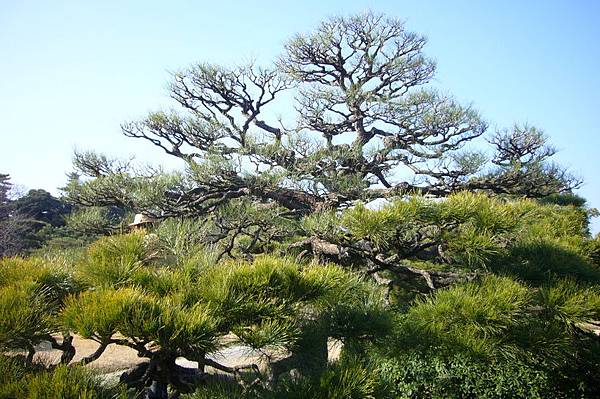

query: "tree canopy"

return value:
[67, 13, 579, 220]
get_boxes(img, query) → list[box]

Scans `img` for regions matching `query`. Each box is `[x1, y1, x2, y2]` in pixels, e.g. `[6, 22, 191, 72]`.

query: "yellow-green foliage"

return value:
[152, 218, 209, 266]
[503, 237, 600, 283]
[514, 199, 589, 239]
[62, 286, 218, 356]
[0, 282, 56, 350]
[340, 192, 524, 251]
[0, 355, 28, 398]
[194, 256, 388, 351]
[337, 192, 599, 282]
[198, 256, 377, 318]
[184, 382, 244, 399]
[197, 256, 313, 349]
[62, 287, 149, 338]
[149, 301, 217, 356]
[198, 256, 306, 311]
[252, 358, 379, 399]
[0, 257, 82, 352]
[130, 267, 194, 297]
[60, 247, 384, 360]
[539, 279, 600, 329]
[3, 192, 597, 396]
[301, 209, 344, 242]
[318, 358, 377, 399]
[233, 317, 301, 351]
[300, 263, 391, 343]
[0, 256, 80, 302]
[341, 196, 433, 250]
[497, 198, 599, 283]
[20, 364, 127, 399]
[590, 234, 600, 265]
[301, 262, 367, 303]
[393, 275, 600, 367]
[401, 275, 532, 357]
[0, 258, 48, 287]
[445, 225, 500, 269]
[438, 192, 521, 233]
[77, 231, 148, 287]
[339, 192, 526, 264]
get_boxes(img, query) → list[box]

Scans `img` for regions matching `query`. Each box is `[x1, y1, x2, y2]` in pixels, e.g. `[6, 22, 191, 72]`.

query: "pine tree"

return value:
[2, 12, 599, 399]
[66, 13, 579, 221]
[0, 173, 12, 220]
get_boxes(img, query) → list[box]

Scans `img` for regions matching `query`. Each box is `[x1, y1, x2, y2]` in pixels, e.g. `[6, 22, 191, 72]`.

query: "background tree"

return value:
[0, 173, 27, 257]
[0, 174, 12, 220]
[10, 189, 73, 251]
[12, 189, 71, 229]
[0, 183, 76, 256]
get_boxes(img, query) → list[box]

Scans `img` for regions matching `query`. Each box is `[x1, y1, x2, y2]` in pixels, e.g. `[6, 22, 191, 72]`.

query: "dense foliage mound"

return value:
[2, 12, 600, 399]
[1, 192, 599, 398]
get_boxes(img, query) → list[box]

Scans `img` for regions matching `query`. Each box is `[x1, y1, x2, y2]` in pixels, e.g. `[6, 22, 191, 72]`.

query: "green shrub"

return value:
[23, 364, 127, 399]
[318, 359, 377, 399]
[0, 258, 47, 287]
[372, 352, 552, 399]
[0, 355, 29, 398]
[78, 232, 148, 287]
[183, 381, 245, 399]
[397, 275, 532, 359]
[153, 218, 209, 266]
[251, 359, 377, 399]
[538, 278, 600, 330]
[0, 358, 129, 399]
[0, 282, 56, 351]
[496, 238, 600, 284]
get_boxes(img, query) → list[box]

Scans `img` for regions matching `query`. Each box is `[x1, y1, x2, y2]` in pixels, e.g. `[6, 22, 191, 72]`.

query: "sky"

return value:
[1, 0, 599, 233]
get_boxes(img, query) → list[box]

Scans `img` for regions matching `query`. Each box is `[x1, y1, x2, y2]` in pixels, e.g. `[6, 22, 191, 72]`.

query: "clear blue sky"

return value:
[1, 0, 599, 233]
